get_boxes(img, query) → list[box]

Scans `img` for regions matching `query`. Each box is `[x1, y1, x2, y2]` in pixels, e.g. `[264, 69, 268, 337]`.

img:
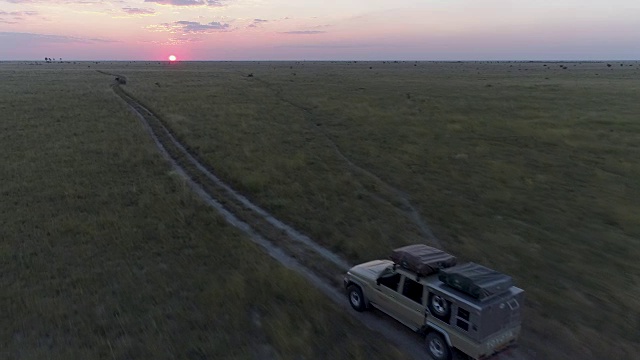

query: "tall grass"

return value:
[122, 61, 640, 359]
[0, 63, 408, 360]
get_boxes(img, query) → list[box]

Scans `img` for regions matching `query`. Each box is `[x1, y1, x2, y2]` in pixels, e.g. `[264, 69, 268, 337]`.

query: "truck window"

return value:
[402, 278, 424, 303]
[378, 273, 401, 291]
[456, 307, 470, 331]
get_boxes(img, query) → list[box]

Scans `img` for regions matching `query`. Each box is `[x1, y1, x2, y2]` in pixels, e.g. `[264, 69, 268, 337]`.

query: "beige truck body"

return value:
[344, 260, 523, 360]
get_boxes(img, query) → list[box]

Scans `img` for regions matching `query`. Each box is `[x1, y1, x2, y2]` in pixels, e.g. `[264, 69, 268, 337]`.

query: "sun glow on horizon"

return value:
[0, 1, 638, 61]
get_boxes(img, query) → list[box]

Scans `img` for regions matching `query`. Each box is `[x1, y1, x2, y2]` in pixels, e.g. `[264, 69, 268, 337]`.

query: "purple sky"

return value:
[1, 0, 639, 60]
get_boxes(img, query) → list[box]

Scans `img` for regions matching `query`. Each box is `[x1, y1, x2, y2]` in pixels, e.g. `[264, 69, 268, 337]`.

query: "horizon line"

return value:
[2, 59, 639, 63]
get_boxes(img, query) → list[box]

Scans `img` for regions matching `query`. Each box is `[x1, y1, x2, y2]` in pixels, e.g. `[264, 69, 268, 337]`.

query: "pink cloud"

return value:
[147, 20, 230, 34]
[0, 11, 39, 16]
[144, 0, 224, 6]
[122, 7, 156, 15]
[281, 30, 326, 35]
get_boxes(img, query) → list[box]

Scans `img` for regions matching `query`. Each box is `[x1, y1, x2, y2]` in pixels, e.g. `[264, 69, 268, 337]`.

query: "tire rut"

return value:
[99, 72, 430, 360]
[244, 73, 442, 249]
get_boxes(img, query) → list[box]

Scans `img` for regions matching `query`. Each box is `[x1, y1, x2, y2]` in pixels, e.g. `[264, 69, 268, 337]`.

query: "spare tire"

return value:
[428, 293, 451, 320]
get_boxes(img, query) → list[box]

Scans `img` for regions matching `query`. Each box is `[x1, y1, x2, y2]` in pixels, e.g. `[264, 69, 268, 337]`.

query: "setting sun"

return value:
[168, 55, 177, 62]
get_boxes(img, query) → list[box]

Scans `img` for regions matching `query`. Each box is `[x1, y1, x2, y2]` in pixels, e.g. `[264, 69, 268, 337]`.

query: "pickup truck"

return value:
[344, 255, 524, 360]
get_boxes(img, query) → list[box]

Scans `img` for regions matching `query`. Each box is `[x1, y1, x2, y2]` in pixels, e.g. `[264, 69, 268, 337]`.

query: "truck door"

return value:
[373, 273, 403, 318]
[395, 277, 427, 330]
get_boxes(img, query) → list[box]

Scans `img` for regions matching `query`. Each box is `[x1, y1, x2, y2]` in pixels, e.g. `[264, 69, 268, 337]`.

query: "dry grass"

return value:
[0, 62, 409, 360]
[117, 60, 640, 359]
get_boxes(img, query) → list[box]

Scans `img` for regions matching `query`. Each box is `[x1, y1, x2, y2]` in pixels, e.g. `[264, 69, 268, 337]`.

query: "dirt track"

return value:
[100, 71, 525, 360]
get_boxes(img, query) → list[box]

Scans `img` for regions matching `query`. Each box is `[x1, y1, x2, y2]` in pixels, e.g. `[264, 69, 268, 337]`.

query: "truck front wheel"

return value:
[425, 332, 452, 360]
[347, 285, 367, 312]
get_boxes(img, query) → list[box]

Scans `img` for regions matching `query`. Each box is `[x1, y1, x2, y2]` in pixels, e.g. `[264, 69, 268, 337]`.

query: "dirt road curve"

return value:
[99, 71, 525, 360]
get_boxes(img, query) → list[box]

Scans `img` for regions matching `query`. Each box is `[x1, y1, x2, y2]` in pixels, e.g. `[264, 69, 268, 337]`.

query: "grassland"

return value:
[113, 60, 640, 359]
[2, 60, 639, 360]
[0, 64, 410, 360]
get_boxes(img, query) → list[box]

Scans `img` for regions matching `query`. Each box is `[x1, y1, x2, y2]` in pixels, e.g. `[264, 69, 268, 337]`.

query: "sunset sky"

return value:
[1, 0, 639, 61]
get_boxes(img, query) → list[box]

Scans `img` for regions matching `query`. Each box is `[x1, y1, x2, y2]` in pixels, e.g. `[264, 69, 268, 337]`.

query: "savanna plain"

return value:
[1, 60, 638, 360]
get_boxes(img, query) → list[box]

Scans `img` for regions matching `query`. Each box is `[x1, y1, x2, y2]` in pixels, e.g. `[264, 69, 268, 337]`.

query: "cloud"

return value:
[147, 20, 230, 34]
[279, 43, 375, 49]
[0, 31, 116, 44]
[281, 30, 326, 35]
[122, 7, 155, 15]
[0, 11, 39, 16]
[147, 37, 204, 45]
[88, 37, 118, 43]
[247, 18, 267, 28]
[0, 11, 39, 24]
[144, 0, 224, 6]
[4, 0, 112, 3]
[178, 20, 229, 32]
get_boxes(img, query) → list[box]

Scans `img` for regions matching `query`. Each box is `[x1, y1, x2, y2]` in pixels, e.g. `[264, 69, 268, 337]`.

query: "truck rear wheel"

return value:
[347, 285, 367, 312]
[425, 332, 452, 360]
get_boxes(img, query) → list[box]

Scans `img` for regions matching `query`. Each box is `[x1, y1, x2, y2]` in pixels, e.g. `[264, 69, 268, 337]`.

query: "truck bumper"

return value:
[474, 325, 521, 360]
[433, 321, 521, 360]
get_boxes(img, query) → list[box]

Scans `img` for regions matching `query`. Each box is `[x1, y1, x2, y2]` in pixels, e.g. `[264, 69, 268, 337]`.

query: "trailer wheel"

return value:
[425, 332, 452, 360]
[347, 285, 367, 312]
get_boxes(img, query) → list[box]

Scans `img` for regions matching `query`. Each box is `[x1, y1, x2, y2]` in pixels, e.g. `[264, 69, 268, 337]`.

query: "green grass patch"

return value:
[0, 62, 408, 360]
[120, 61, 640, 359]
